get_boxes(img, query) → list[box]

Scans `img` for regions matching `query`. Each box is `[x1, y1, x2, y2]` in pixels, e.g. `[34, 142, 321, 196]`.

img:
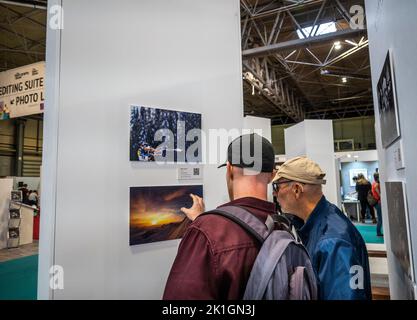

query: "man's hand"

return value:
[181, 194, 205, 221]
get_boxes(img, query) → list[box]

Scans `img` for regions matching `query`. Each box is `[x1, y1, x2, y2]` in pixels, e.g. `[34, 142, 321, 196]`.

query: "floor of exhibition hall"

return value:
[0, 229, 387, 300]
[0, 242, 38, 300]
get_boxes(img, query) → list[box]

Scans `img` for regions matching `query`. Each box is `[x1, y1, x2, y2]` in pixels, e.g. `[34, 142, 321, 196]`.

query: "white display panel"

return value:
[284, 120, 338, 205]
[366, 0, 417, 299]
[40, 0, 243, 299]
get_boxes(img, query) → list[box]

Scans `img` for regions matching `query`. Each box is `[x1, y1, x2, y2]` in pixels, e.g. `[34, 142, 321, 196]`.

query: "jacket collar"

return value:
[298, 195, 327, 243]
[220, 197, 275, 213]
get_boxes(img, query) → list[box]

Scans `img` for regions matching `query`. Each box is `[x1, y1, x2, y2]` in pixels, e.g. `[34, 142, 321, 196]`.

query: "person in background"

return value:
[28, 190, 39, 207]
[19, 184, 29, 204]
[372, 173, 383, 237]
[273, 157, 372, 300]
[355, 174, 376, 223]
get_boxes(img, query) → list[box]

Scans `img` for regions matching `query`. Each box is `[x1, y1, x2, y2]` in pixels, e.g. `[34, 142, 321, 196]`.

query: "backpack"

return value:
[201, 205, 318, 300]
[367, 190, 378, 207]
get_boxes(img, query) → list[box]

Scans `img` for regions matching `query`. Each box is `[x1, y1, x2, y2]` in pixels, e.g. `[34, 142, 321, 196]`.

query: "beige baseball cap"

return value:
[274, 156, 327, 185]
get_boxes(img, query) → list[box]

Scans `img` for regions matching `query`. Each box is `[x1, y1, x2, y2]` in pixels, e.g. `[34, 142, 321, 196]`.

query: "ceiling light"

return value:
[334, 41, 342, 50]
[297, 22, 337, 39]
[345, 40, 358, 46]
[347, 154, 352, 158]
[342, 77, 347, 83]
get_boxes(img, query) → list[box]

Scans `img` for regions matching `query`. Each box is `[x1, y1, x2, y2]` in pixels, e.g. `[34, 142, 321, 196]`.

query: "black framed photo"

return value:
[9, 209, 21, 219]
[377, 50, 401, 148]
[8, 227, 20, 239]
[11, 190, 22, 202]
[385, 182, 414, 282]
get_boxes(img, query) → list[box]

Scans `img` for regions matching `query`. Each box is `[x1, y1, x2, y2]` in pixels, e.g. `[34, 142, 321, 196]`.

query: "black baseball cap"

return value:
[217, 133, 275, 173]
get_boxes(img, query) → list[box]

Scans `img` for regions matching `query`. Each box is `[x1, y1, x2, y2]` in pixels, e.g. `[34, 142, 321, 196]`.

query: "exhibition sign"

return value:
[0, 61, 45, 120]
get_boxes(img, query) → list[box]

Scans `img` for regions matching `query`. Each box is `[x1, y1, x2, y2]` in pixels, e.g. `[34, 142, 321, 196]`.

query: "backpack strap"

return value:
[199, 205, 275, 243]
[245, 232, 295, 299]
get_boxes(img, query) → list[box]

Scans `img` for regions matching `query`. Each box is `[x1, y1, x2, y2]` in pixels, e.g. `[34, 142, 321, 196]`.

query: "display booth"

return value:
[335, 150, 379, 222]
[0, 179, 13, 249]
[0, 179, 35, 250]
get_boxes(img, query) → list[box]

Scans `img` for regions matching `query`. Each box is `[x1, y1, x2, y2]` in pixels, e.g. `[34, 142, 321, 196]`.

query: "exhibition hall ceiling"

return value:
[0, 0, 46, 71]
[0, 0, 373, 124]
[241, 0, 373, 124]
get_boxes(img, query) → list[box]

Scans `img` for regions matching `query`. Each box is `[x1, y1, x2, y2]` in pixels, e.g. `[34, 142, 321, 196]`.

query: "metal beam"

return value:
[249, 0, 324, 20]
[0, 3, 46, 28]
[0, 25, 46, 49]
[0, 48, 45, 55]
[0, 0, 46, 10]
[243, 60, 305, 122]
[243, 28, 365, 59]
[14, 119, 25, 176]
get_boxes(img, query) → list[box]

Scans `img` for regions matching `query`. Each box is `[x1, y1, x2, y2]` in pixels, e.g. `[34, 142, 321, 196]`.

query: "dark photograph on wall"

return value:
[8, 227, 20, 239]
[385, 182, 413, 280]
[11, 190, 22, 202]
[9, 209, 20, 219]
[377, 50, 401, 148]
[130, 105, 202, 163]
[129, 185, 203, 246]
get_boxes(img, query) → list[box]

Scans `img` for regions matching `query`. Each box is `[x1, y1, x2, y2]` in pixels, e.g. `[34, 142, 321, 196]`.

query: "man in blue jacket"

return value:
[273, 157, 372, 300]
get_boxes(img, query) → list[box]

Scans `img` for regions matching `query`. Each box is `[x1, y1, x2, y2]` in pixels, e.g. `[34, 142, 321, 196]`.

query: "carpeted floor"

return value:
[0, 225, 382, 300]
[355, 224, 385, 244]
[0, 254, 38, 300]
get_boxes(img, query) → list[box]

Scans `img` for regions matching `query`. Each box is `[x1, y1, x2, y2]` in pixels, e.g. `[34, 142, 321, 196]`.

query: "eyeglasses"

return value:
[272, 179, 293, 192]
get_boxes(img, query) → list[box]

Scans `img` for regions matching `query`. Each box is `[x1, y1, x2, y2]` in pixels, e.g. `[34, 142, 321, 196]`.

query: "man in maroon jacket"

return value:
[163, 133, 276, 300]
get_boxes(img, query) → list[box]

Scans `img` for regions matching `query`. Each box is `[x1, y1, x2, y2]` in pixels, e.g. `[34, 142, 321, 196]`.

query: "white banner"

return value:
[0, 61, 45, 119]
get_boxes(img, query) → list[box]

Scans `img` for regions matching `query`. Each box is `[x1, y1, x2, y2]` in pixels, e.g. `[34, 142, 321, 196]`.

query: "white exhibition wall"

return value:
[284, 120, 338, 206]
[243, 116, 272, 142]
[366, 0, 417, 299]
[39, 0, 246, 299]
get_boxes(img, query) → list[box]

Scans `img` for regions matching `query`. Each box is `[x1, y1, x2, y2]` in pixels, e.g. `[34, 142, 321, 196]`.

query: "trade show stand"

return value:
[0, 178, 13, 249]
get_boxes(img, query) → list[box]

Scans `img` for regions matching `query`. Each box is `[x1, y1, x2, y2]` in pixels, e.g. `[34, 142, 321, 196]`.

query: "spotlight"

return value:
[342, 77, 347, 83]
[334, 41, 342, 50]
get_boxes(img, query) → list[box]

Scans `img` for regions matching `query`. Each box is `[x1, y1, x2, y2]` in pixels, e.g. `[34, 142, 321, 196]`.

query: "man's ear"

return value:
[293, 183, 303, 199]
[226, 162, 233, 180]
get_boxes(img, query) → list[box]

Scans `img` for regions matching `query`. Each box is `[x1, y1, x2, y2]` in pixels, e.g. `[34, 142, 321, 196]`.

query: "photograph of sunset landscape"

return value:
[129, 185, 203, 245]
